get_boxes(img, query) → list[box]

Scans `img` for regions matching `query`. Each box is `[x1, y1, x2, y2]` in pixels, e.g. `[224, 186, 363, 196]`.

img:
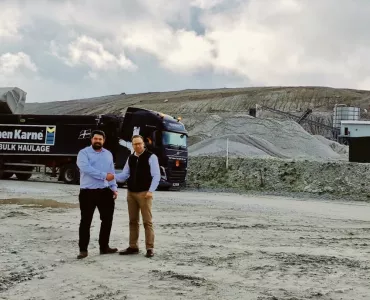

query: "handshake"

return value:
[106, 173, 115, 181]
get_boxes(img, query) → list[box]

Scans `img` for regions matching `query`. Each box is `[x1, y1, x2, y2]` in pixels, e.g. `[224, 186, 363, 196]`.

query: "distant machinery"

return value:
[297, 108, 312, 124]
[250, 104, 358, 142]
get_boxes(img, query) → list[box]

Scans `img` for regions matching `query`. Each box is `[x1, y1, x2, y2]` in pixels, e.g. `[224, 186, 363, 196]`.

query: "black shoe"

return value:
[77, 251, 88, 259]
[100, 247, 118, 254]
[145, 249, 154, 258]
[119, 247, 139, 255]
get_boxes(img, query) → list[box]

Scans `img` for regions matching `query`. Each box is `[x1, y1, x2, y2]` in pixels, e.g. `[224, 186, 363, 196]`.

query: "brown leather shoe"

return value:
[145, 249, 154, 258]
[77, 251, 88, 259]
[100, 247, 118, 254]
[119, 247, 139, 255]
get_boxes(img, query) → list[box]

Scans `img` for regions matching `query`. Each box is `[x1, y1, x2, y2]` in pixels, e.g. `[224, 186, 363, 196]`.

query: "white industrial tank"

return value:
[332, 104, 360, 128]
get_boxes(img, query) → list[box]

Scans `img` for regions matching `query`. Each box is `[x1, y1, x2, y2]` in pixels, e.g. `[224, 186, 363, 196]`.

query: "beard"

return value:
[92, 143, 102, 150]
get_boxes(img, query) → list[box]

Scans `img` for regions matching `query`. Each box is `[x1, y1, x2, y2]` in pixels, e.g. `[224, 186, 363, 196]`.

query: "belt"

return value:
[80, 187, 110, 191]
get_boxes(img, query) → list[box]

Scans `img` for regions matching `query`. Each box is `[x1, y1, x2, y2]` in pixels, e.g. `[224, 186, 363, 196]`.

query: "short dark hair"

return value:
[91, 130, 106, 139]
[131, 134, 144, 142]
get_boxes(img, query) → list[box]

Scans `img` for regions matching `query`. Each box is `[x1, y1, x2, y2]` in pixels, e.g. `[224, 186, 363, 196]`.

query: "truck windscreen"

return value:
[162, 131, 187, 148]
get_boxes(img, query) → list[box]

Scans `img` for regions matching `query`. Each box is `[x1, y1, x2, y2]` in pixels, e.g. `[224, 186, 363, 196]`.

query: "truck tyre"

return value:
[157, 186, 171, 191]
[0, 172, 13, 179]
[0, 159, 4, 179]
[15, 173, 32, 181]
[14, 161, 33, 181]
[61, 163, 80, 184]
[0, 160, 13, 179]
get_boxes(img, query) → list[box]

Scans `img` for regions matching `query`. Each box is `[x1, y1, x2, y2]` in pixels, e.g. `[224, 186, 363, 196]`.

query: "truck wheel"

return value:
[0, 173, 13, 179]
[0, 160, 4, 179]
[15, 173, 32, 181]
[61, 163, 80, 184]
[14, 163, 33, 181]
[157, 186, 171, 191]
[0, 161, 12, 179]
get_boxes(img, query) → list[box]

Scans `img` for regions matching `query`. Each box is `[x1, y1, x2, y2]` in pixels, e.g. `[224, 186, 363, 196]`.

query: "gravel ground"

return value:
[0, 179, 370, 299]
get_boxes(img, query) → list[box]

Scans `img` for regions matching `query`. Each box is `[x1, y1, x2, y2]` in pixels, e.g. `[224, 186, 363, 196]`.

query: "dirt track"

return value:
[1, 180, 370, 299]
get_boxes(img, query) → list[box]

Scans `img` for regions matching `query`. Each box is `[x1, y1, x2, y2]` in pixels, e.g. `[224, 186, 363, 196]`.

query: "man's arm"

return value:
[76, 150, 107, 180]
[115, 159, 130, 182]
[108, 155, 118, 192]
[148, 154, 161, 192]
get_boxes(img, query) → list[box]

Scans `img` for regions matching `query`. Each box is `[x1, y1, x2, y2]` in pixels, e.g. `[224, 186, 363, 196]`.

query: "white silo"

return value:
[332, 104, 360, 129]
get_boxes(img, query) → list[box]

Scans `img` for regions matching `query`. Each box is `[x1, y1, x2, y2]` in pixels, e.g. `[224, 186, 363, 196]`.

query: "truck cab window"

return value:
[162, 131, 187, 148]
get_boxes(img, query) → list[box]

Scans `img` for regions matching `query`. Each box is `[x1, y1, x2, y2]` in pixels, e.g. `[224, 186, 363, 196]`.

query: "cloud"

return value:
[120, 24, 215, 73]
[190, 0, 227, 10]
[2, 0, 370, 102]
[85, 71, 99, 80]
[51, 35, 137, 72]
[0, 6, 22, 40]
[0, 52, 38, 74]
[164, 30, 215, 72]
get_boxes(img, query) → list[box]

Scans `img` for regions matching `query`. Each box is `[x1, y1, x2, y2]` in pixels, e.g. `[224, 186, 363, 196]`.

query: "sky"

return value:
[1, 0, 370, 103]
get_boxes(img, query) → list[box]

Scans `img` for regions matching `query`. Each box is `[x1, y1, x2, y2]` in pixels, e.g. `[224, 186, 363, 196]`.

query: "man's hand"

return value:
[145, 191, 153, 199]
[106, 173, 114, 181]
[113, 191, 118, 200]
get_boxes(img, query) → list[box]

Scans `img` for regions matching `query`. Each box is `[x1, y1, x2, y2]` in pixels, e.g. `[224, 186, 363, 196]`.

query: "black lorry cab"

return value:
[0, 107, 188, 190]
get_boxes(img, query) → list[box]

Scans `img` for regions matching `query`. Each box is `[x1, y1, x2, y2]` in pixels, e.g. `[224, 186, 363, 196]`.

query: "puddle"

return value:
[0, 198, 79, 208]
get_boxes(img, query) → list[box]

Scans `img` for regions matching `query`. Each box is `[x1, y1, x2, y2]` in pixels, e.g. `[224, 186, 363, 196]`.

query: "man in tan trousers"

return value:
[115, 135, 160, 258]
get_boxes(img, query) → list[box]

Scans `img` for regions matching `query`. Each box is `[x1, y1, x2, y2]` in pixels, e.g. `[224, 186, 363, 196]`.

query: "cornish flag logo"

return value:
[45, 126, 56, 145]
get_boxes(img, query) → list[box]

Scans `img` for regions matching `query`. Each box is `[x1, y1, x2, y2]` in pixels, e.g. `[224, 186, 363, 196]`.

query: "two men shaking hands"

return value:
[76, 131, 161, 259]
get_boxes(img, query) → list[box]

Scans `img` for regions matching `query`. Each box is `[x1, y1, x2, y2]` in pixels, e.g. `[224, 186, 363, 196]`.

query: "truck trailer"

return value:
[0, 107, 188, 190]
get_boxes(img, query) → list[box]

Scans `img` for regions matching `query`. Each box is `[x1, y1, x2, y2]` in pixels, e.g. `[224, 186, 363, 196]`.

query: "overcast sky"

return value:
[1, 0, 369, 103]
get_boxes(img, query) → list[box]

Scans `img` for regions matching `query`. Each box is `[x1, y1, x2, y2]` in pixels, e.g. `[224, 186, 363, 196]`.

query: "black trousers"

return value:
[78, 188, 115, 252]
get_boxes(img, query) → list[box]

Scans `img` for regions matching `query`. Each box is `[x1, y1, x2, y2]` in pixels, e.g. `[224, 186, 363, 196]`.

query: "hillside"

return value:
[25, 86, 370, 117]
[23, 86, 370, 161]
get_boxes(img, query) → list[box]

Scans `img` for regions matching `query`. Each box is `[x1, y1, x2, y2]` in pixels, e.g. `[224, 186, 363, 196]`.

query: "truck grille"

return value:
[166, 159, 187, 183]
[167, 169, 186, 182]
